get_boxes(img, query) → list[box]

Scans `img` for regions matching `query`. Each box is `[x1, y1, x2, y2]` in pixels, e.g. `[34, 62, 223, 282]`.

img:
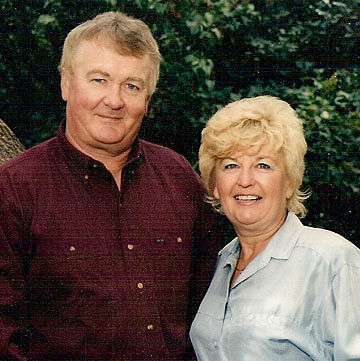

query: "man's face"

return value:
[61, 39, 151, 156]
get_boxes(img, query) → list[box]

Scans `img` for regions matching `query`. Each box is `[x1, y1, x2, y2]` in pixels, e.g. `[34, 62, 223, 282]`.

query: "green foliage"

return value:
[236, 68, 360, 239]
[291, 69, 360, 240]
[0, 0, 359, 242]
[291, 69, 360, 193]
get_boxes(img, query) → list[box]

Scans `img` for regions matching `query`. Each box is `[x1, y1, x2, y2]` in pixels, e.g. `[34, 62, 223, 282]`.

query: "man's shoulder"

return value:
[138, 139, 204, 193]
[0, 136, 58, 175]
[139, 139, 191, 166]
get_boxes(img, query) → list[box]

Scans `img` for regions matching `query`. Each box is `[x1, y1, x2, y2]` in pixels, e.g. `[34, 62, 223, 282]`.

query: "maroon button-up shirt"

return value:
[0, 124, 222, 360]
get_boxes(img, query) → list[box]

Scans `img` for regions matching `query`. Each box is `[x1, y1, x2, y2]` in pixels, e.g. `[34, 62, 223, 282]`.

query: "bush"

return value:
[0, 0, 359, 243]
[234, 68, 360, 243]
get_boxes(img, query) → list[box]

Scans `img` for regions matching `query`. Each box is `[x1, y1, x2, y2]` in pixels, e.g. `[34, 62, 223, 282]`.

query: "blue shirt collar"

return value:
[219, 212, 303, 271]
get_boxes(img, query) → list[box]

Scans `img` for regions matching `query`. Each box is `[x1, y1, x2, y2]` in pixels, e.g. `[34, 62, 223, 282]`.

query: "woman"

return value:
[190, 96, 360, 360]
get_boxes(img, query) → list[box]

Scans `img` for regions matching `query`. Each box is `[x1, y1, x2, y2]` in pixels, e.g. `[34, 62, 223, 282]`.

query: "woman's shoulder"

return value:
[297, 224, 360, 270]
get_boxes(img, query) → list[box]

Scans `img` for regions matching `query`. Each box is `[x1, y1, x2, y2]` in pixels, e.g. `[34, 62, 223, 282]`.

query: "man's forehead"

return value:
[76, 37, 147, 59]
[73, 40, 151, 71]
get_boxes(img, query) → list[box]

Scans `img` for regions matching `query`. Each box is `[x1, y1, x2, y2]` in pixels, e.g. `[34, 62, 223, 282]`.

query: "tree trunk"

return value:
[0, 119, 24, 166]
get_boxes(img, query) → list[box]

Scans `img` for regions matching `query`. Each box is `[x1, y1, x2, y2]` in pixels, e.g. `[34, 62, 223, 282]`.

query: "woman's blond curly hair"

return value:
[199, 95, 309, 218]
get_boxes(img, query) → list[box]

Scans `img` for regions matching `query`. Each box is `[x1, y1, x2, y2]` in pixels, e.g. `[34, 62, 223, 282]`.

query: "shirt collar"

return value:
[265, 212, 303, 260]
[56, 120, 144, 174]
[219, 212, 303, 268]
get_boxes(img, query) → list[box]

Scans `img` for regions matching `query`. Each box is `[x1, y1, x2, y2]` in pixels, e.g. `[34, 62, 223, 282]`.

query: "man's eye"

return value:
[93, 78, 105, 83]
[126, 83, 140, 91]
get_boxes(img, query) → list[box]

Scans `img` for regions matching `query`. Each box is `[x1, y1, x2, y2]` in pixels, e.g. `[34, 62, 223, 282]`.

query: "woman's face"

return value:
[214, 144, 293, 238]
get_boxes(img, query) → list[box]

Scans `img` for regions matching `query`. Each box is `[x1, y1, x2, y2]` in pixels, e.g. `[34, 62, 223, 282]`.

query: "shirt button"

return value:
[147, 324, 154, 331]
[127, 244, 134, 250]
[69, 246, 76, 252]
[248, 314, 254, 321]
[84, 175, 89, 180]
[137, 283, 144, 289]
[177, 237, 183, 243]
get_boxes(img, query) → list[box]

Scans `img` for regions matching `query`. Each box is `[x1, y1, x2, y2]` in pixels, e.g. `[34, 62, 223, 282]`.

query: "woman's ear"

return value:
[286, 181, 295, 199]
[213, 184, 219, 199]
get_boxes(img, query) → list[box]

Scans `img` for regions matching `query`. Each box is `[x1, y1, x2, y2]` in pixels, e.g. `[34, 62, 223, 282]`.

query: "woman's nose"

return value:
[237, 168, 255, 187]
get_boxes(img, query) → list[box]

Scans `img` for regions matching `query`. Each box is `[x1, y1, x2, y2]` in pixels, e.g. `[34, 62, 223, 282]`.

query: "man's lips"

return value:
[234, 195, 262, 201]
[97, 114, 122, 120]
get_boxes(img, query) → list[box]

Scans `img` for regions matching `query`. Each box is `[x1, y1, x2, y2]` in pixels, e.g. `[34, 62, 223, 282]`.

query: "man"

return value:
[0, 12, 225, 361]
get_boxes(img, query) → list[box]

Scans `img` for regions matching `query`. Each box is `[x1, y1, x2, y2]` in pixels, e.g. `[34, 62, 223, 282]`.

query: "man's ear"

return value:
[60, 73, 70, 101]
[144, 95, 151, 115]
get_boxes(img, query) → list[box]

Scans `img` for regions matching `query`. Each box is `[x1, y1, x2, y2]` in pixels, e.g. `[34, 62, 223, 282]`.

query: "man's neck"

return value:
[101, 150, 131, 190]
[65, 130, 132, 190]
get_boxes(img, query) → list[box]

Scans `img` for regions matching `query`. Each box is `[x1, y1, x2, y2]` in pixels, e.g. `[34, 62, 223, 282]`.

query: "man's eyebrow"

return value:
[126, 77, 146, 86]
[86, 70, 110, 78]
[85, 71, 146, 86]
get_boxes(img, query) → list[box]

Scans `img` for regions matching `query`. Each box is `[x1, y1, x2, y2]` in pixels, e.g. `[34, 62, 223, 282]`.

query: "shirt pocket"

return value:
[33, 237, 111, 262]
[148, 230, 192, 276]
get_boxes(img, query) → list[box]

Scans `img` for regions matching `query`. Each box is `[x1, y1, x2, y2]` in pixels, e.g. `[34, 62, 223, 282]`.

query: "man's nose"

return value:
[104, 86, 125, 109]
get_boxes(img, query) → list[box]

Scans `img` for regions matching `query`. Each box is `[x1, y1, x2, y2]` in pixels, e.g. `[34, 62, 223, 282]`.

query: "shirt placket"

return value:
[116, 158, 169, 358]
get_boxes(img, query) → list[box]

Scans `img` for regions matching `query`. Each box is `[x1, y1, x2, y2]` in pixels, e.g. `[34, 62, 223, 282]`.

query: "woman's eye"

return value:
[224, 163, 237, 169]
[258, 162, 270, 169]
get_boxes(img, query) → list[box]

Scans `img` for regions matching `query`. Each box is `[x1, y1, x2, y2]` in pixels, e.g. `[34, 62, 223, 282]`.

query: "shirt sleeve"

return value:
[0, 169, 47, 360]
[330, 263, 360, 360]
[184, 163, 234, 339]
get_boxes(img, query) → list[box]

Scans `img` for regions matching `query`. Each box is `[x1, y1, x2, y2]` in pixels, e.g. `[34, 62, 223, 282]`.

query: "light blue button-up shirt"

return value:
[190, 212, 360, 360]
